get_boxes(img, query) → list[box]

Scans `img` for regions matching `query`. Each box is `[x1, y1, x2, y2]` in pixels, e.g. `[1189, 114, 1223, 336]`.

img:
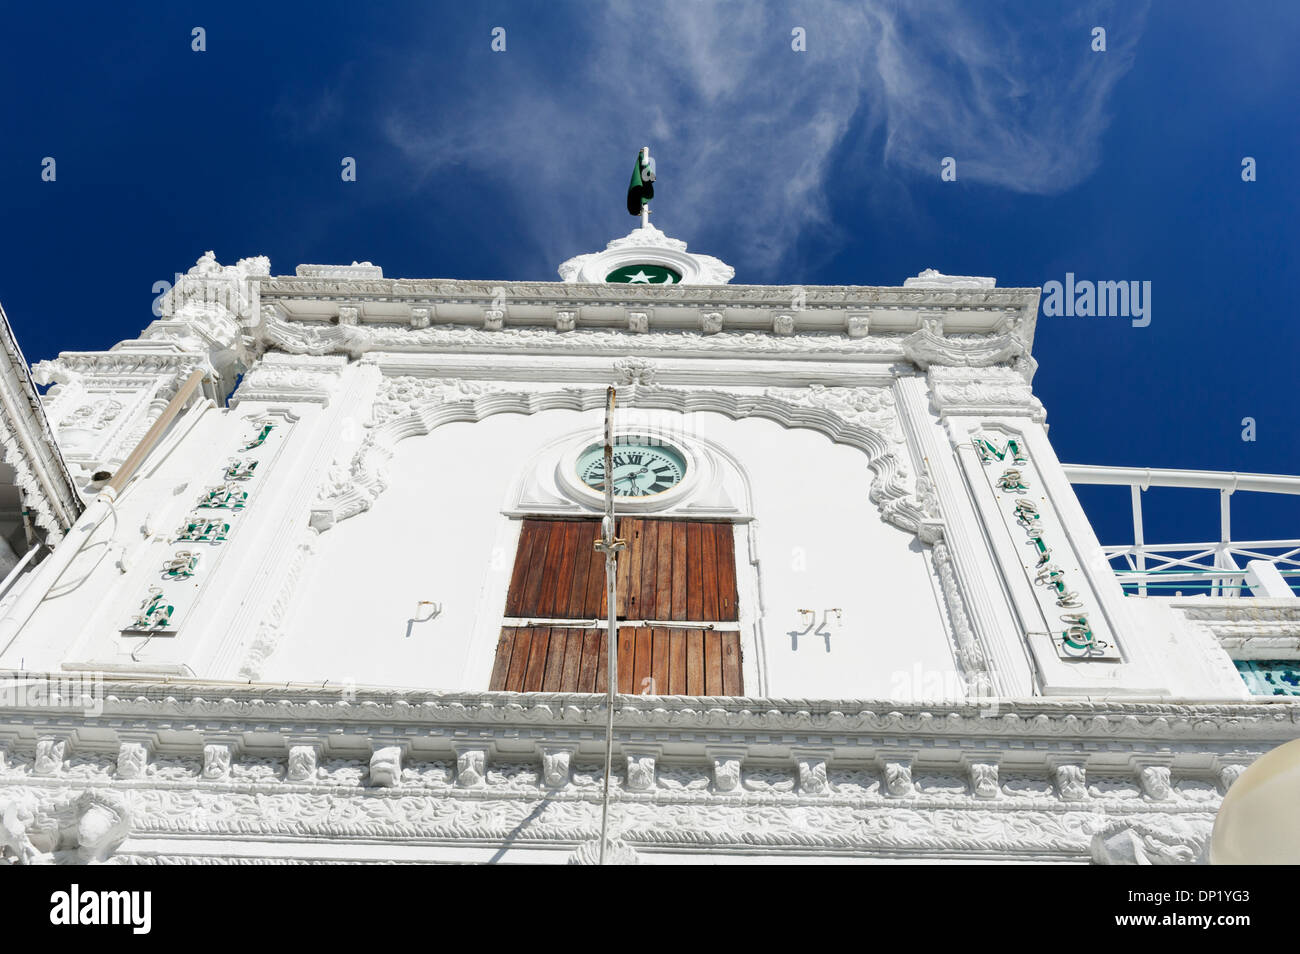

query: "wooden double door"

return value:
[489, 517, 742, 695]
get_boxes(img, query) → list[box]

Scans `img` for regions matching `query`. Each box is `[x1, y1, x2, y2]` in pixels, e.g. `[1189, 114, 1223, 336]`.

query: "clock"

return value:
[605, 264, 681, 284]
[577, 436, 687, 497]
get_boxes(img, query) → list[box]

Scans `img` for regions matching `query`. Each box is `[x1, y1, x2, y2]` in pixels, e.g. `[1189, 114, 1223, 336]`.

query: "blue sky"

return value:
[0, 1, 1296, 550]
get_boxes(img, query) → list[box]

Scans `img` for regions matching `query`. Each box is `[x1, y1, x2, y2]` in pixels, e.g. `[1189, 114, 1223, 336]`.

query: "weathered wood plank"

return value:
[686, 629, 705, 695]
[505, 628, 533, 692]
[670, 522, 688, 620]
[715, 524, 739, 621]
[632, 627, 653, 695]
[615, 518, 634, 616]
[578, 628, 602, 693]
[565, 521, 598, 618]
[523, 627, 551, 692]
[704, 629, 723, 695]
[538, 521, 577, 617]
[721, 631, 743, 695]
[668, 630, 687, 694]
[700, 523, 720, 621]
[504, 522, 540, 617]
[637, 520, 658, 619]
[624, 519, 645, 618]
[584, 527, 607, 619]
[686, 522, 704, 620]
[655, 522, 673, 619]
[517, 522, 554, 617]
[617, 626, 636, 693]
[489, 629, 515, 691]
[558, 628, 583, 690]
[542, 627, 568, 691]
[650, 627, 669, 697]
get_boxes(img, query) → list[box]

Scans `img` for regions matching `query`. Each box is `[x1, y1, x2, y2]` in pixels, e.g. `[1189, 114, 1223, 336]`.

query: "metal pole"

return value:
[639, 147, 650, 228]
[594, 386, 625, 865]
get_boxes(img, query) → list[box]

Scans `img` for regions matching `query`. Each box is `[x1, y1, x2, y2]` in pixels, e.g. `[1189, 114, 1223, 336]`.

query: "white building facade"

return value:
[0, 227, 1296, 864]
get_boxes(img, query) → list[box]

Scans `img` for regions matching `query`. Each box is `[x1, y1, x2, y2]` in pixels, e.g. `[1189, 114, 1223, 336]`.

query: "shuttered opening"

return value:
[490, 517, 741, 695]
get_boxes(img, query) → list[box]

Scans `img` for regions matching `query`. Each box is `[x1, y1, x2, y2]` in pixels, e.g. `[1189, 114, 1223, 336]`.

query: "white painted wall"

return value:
[271, 407, 956, 697]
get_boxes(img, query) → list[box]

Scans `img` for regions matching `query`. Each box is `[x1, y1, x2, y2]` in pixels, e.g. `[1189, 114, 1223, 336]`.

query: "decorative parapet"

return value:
[295, 262, 383, 279]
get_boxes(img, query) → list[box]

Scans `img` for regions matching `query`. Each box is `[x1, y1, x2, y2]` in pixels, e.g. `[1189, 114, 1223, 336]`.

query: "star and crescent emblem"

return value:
[605, 264, 681, 284]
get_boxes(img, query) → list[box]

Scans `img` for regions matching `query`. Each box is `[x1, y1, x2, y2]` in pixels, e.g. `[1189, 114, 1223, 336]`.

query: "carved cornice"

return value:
[263, 309, 910, 362]
[229, 354, 347, 407]
[1174, 600, 1300, 656]
[2, 678, 1293, 742]
[0, 679, 1283, 862]
[259, 278, 1041, 310]
[926, 365, 1046, 421]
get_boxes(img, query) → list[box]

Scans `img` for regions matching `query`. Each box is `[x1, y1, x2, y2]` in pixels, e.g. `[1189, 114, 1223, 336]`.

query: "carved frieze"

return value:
[927, 365, 1045, 420]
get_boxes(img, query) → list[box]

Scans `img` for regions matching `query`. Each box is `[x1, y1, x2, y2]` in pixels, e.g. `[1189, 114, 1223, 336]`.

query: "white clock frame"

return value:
[504, 422, 752, 520]
[558, 431, 698, 512]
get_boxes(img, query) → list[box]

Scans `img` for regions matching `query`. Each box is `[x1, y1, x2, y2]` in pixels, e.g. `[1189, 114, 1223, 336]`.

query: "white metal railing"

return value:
[1063, 464, 1300, 598]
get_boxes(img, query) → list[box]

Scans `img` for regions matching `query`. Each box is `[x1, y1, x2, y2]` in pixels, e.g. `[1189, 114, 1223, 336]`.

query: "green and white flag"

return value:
[626, 148, 655, 216]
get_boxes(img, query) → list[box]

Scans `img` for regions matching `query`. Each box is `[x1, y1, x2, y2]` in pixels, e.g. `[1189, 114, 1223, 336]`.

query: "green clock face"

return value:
[577, 437, 687, 497]
[605, 264, 681, 284]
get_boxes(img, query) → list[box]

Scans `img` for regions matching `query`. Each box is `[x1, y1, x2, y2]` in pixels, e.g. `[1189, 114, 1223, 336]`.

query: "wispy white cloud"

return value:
[380, 1, 1147, 275]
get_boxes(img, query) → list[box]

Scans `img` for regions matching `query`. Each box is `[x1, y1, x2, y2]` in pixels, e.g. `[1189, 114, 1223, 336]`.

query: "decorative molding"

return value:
[557, 223, 734, 285]
[1090, 816, 1208, 865]
[884, 759, 915, 797]
[904, 331, 1025, 373]
[1138, 765, 1173, 801]
[202, 744, 233, 781]
[34, 738, 65, 777]
[0, 678, 1292, 861]
[1054, 764, 1087, 801]
[237, 538, 315, 679]
[259, 277, 1038, 310]
[1174, 601, 1300, 655]
[230, 353, 347, 407]
[310, 379, 924, 540]
[612, 357, 656, 386]
[455, 748, 487, 788]
[927, 365, 1045, 420]
[969, 762, 1000, 800]
[287, 745, 319, 783]
[929, 543, 994, 696]
[296, 262, 383, 279]
[263, 309, 916, 363]
[0, 301, 85, 540]
[369, 746, 402, 788]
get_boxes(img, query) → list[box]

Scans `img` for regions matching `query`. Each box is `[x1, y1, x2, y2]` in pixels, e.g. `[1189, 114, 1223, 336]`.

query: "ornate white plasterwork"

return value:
[932, 541, 993, 694]
[229, 354, 347, 407]
[1173, 600, 1300, 657]
[904, 330, 1027, 374]
[0, 302, 83, 541]
[3, 680, 1284, 864]
[309, 377, 926, 539]
[262, 309, 908, 362]
[237, 537, 316, 681]
[927, 365, 1046, 421]
[1090, 816, 1208, 865]
[557, 224, 734, 285]
[904, 269, 997, 290]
